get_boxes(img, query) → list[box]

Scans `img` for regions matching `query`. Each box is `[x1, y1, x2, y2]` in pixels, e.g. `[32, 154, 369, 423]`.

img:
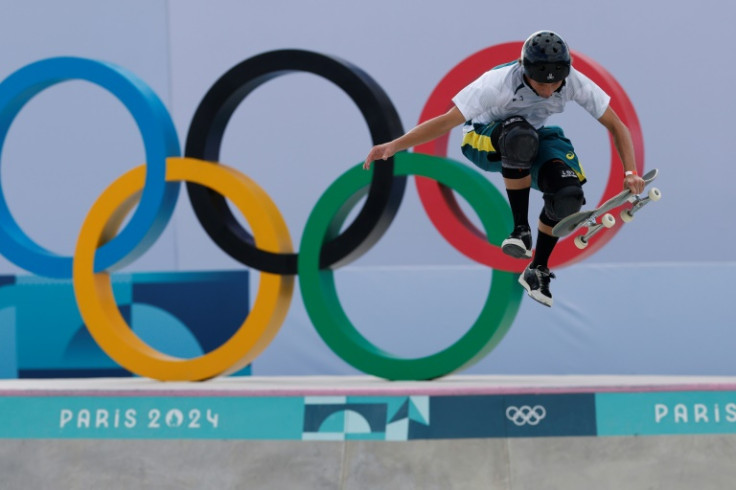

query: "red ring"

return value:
[414, 42, 644, 271]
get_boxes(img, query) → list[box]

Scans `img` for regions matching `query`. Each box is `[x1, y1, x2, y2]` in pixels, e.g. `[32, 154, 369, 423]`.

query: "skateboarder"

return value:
[363, 30, 645, 307]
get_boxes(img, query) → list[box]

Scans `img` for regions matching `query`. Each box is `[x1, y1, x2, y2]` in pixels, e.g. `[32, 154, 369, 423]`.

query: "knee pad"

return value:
[543, 184, 584, 221]
[498, 117, 539, 170]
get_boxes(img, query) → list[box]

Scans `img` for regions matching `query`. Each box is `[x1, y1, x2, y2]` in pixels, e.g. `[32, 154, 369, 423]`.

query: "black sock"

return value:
[532, 231, 558, 269]
[506, 187, 530, 229]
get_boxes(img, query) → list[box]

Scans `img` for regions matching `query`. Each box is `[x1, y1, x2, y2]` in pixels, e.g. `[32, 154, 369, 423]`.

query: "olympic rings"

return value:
[72, 157, 294, 381]
[299, 152, 522, 380]
[185, 49, 406, 274]
[506, 405, 547, 426]
[0, 57, 180, 279]
[414, 43, 644, 272]
[0, 46, 642, 381]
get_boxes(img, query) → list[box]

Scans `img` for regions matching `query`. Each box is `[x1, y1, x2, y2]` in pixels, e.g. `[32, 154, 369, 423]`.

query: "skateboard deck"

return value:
[552, 168, 660, 248]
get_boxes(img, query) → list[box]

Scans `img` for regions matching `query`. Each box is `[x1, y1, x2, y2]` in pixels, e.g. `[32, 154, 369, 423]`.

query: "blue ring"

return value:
[0, 57, 180, 278]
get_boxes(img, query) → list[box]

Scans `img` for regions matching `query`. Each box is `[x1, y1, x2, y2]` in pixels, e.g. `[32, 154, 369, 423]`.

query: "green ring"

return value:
[298, 152, 523, 380]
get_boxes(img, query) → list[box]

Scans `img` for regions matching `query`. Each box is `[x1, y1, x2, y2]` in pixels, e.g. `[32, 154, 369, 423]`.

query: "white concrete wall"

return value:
[2, 437, 734, 489]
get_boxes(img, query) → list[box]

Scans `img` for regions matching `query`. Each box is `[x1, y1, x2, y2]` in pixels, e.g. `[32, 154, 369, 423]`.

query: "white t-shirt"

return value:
[452, 61, 611, 130]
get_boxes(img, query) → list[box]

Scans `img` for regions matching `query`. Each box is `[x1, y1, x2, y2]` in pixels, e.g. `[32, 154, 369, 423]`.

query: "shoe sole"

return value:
[518, 273, 553, 307]
[502, 241, 532, 259]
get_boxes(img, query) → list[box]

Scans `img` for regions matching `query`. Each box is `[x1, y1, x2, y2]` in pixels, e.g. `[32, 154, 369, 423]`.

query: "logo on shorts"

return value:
[566, 152, 575, 160]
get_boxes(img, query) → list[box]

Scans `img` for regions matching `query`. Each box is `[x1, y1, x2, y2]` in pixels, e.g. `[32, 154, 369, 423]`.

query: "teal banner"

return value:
[596, 391, 736, 436]
[0, 392, 598, 440]
[10, 390, 736, 440]
[0, 396, 303, 439]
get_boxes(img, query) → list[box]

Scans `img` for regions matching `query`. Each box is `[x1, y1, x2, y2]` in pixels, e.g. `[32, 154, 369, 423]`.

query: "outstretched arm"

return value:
[597, 106, 645, 194]
[363, 106, 466, 170]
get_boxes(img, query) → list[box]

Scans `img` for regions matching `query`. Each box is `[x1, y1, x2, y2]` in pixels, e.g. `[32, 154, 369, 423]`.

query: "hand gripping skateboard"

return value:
[551, 168, 661, 249]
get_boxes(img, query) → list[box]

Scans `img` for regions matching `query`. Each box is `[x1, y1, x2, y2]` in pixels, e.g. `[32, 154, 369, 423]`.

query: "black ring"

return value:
[185, 49, 405, 274]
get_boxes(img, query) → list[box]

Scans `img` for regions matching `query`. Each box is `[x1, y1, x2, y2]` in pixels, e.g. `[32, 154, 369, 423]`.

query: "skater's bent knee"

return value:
[498, 117, 538, 171]
[543, 184, 584, 221]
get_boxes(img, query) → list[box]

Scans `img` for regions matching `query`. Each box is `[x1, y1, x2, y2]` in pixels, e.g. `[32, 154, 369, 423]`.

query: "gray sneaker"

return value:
[518, 264, 555, 307]
[502, 225, 532, 258]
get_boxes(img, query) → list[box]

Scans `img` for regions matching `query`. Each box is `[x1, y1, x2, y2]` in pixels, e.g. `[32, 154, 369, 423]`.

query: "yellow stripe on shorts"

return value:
[461, 130, 496, 153]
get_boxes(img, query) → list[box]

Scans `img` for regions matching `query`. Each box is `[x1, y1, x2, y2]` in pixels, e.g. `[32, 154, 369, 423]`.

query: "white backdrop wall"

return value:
[0, 0, 731, 376]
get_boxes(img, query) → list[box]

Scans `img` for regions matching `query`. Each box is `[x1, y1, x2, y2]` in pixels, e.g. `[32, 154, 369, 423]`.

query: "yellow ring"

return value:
[72, 157, 294, 381]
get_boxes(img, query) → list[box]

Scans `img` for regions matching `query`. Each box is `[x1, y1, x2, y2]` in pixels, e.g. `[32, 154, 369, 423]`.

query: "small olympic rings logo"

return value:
[506, 405, 547, 426]
[0, 46, 643, 382]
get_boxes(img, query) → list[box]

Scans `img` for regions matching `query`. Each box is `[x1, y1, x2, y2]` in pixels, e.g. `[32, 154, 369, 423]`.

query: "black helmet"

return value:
[521, 31, 571, 83]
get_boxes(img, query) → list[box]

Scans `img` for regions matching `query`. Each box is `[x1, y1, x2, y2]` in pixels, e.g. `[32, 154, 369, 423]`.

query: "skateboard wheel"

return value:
[574, 235, 589, 249]
[602, 213, 616, 228]
[649, 187, 662, 201]
[620, 209, 634, 223]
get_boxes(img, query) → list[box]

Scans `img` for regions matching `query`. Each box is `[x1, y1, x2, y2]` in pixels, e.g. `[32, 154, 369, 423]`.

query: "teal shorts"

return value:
[460, 122, 586, 190]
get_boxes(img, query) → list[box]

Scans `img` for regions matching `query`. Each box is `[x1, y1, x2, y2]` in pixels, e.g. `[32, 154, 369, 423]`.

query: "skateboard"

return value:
[551, 168, 661, 249]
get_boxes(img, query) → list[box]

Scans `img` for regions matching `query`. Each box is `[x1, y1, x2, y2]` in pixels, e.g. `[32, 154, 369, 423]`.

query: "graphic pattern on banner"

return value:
[5, 390, 736, 440]
[0, 393, 599, 440]
[0, 271, 251, 378]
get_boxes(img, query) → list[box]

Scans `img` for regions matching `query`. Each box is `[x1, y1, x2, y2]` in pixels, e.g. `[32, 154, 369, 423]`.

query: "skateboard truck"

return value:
[552, 168, 662, 250]
[620, 187, 662, 223]
[574, 185, 662, 249]
[573, 213, 616, 249]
